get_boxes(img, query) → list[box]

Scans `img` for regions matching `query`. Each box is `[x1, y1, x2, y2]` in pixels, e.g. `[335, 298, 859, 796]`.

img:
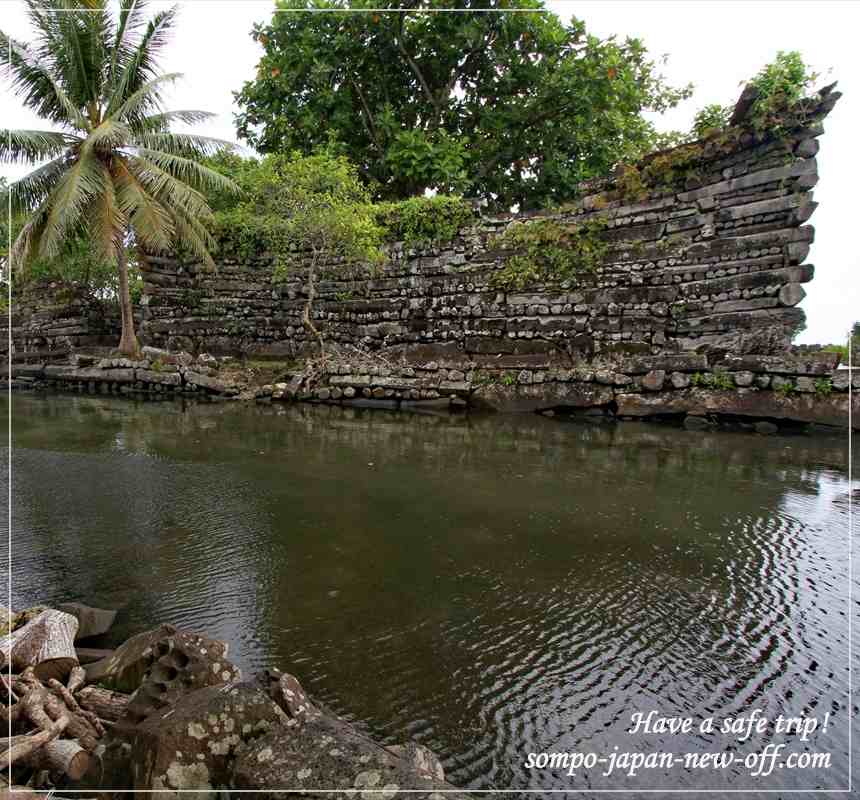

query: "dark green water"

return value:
[3, 394, 857, 794]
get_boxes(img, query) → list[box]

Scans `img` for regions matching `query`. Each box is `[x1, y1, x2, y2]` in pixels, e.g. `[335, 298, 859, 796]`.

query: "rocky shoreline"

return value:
[4, 343, 857, 435]
[1, 604, 464, 798]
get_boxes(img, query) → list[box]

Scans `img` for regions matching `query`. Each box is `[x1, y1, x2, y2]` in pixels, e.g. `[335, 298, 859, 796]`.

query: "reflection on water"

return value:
[2, 395, 857, 794]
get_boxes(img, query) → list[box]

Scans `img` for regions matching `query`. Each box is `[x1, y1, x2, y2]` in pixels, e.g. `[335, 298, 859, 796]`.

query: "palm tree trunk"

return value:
[117, 245, 140, 358]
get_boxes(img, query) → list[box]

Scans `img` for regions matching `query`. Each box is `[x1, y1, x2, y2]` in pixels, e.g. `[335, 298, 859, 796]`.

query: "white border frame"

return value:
[3, 2, 854, 794]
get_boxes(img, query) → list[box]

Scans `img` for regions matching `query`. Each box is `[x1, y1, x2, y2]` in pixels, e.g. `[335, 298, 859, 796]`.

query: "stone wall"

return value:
[1, 281, 120, 365]
[4, 86, 855, 429]
[138, 89, 840, 370]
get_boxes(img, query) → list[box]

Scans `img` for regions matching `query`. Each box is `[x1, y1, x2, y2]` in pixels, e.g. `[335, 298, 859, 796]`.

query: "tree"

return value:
[1, 0, 239, 357]
[210, 151, 385, 365]
[234, 0, 692, 210]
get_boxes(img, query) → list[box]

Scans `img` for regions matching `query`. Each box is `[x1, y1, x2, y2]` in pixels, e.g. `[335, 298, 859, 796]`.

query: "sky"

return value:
[2, 0, 858, 343]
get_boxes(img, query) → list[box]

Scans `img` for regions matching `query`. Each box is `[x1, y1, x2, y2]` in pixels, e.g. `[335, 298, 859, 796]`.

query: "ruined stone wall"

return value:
[1, 281, 120, 365]
[138, 90, 839, 372]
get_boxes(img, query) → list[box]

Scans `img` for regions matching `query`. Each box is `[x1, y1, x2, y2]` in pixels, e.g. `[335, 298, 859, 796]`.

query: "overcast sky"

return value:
[2, 0, 857, 343]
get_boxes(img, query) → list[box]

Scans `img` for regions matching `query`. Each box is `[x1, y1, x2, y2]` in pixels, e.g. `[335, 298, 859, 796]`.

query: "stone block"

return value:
[642, 370, 666, 391]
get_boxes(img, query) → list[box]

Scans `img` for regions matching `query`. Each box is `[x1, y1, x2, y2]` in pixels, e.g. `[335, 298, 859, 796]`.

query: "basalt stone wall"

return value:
[139, 89, 840, 372]
[1, 281, 120, 365]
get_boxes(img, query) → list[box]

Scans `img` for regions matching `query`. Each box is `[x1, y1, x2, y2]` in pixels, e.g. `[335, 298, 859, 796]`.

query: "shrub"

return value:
[375, 196, 475, 247]
[490, 217, 608, 291]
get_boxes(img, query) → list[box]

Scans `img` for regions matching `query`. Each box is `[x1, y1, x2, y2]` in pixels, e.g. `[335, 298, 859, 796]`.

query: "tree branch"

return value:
[395, 14, 443, 128]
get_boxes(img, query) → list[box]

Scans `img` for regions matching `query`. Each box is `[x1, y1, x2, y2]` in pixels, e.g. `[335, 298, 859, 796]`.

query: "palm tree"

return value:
[1, 0, 239, 356]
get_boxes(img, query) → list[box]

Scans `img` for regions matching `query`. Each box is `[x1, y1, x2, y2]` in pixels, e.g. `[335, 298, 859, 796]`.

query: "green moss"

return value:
[490, 217, 608, 291]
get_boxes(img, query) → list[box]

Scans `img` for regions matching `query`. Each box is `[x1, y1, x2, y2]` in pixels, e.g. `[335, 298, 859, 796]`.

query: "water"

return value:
[3, 394, 858, 795]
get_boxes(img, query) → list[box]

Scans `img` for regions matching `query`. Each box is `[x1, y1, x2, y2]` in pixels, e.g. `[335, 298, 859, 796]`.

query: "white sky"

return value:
[2, 0, 858, 343]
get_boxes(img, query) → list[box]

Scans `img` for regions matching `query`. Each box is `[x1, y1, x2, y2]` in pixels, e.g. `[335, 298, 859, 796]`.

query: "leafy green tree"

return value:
[234, 0, 692, 210]
[1, 0, 238, 356]
[691, 103, 731, 138]
[211, 152, 385, 364]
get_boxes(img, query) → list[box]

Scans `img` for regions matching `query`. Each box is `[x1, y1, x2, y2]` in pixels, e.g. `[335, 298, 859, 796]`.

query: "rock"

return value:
[795, 376, 815, 393]
[99, 680, 287, 792]
[669, 371, 690, 389]
[754, 421, 779, 435]
[733, 370, 755, 388]
[755, 374, 771, 389]
[232, 709, 465, 799]
[683, 415, 712, 430]
[196, 353, 219, 370]
[57, 602, 117, 640]
[185, 371, 232, 395]
[831, 370, 850, 391]
[137, 369, 182, 386]
[84, 624, 240, 701]
[387, 743, 446, 782]
[641, 370, 666, 392]
[778, 283, 806, 307]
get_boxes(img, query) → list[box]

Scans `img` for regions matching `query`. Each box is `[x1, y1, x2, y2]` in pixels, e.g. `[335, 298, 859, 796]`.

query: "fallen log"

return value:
[13, 669, 100, 752]
[0, 716, 69, 770]
[0, 610, 78, 682]
[20, 739, 93, 781]
[57, 603, 116, 641]
[75, 686, 130, 723]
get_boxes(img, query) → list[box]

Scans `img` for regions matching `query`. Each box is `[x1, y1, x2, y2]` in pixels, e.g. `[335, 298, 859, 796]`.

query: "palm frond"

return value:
[113, 158, 174, 252]
[137, 109, 215, 132]
[5, 155, 69, 216]
[167, 202, 216, 266]
[38, 150, 106, 259]
[10, 202, 50, 269]
[127, 155, 213, 220]
[86, 118, 132, 154]
[0, 129, 79, 164]
[45, 2, 111, 112]
[109, 0, 150, 89]
[109, 71, 182, 124]
[87, 159, 126, 263]
[133, 131, 235, 159]
[134, 148, 240, 196]
[105, 5, 178, 120]
[0, 33, 91, 131]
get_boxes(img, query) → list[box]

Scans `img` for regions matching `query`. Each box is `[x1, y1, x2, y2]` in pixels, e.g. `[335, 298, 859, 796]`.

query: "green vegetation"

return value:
[690, 371, 734, 390]
[614, 51, 822, 203]
[814, 378, 833, 397]
[822, 322, 859, 362]
[375, 195, 475, 247]
[207, 151, 474, 252]
[211, 151, 386, 364]
[490, 217, 608, 291]
[691, 103, 731, 138]
[747, 50, 819, 132]
[234, 0, 691, 210]
[1, 0, 238, 356]
[775, 380, 798, 397]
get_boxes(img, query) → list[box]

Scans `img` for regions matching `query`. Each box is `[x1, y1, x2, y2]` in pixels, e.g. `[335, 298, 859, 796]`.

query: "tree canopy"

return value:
[234, 0, 692, 210]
